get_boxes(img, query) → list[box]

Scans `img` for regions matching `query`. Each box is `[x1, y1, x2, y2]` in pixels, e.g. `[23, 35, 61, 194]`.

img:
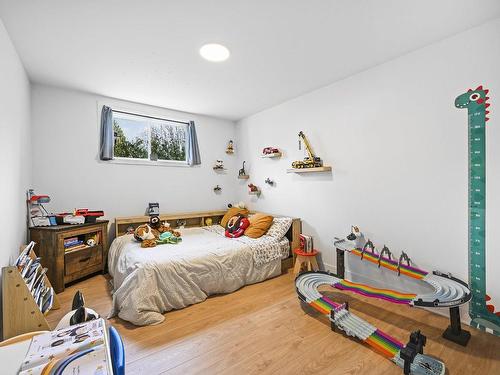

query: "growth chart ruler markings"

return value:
[456, 86, 500, 335]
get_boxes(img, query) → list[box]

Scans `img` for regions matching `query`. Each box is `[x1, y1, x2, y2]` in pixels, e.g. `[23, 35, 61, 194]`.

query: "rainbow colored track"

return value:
[365, 329, 404, 358]
[296, 272, 446, 375]
[351, 248, 427, 280]
[334, 279, 416, 305]
[308, 294, 403, 358]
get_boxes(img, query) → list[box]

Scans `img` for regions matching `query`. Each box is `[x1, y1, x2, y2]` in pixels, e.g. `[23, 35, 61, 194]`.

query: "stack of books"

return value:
[299, 234, 314, 253]
[64, 237, 87, 252]
[15, 242, 54, 314]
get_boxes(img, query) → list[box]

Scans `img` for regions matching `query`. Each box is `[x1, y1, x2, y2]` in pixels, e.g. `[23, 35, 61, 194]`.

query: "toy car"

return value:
[262, 147, 280, 155]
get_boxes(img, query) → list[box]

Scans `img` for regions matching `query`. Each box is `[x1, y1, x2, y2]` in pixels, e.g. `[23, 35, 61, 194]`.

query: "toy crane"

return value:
[292, 131, 323, 169]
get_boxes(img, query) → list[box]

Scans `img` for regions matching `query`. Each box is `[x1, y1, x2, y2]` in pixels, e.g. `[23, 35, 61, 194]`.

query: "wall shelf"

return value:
[261, 152, 282, 158]
[238, 175, 250, 179]
[287, 166, 332, 173]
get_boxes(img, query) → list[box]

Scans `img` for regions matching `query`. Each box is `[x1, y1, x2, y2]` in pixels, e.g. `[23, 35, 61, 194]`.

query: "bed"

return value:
[108, 211, 301, 326]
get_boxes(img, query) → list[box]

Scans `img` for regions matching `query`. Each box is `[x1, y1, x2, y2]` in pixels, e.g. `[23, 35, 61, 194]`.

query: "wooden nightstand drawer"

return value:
[65, 245, 102, 279]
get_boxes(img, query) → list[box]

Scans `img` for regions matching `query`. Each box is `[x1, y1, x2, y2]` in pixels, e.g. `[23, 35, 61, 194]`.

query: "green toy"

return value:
[157, 231, 182, 245]
[455, 85, 500, 335]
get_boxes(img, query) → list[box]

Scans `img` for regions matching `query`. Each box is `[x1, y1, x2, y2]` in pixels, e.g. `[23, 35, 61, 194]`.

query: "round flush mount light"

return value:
[199, 43, 230, 62]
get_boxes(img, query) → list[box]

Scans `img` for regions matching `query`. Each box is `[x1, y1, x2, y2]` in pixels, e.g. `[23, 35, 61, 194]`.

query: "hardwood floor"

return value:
[46, 272, 500, 374]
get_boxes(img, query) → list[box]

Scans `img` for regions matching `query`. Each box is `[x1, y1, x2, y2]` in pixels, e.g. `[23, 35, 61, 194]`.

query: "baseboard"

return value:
[322, 262, 336, 274]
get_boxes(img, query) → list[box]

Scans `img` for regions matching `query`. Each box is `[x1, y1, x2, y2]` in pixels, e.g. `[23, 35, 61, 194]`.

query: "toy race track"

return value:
[334, 239, 471, 309]
[296, 272, 445, 375]
[335, 238, 472, 346]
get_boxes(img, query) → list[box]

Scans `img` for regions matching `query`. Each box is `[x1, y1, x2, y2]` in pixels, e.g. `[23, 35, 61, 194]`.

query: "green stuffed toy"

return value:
[157, 231, 182, 245]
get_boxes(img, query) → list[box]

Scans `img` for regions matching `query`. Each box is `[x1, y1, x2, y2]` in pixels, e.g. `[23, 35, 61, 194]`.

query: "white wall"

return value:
[0, 19, 31, 269]
[236, 19, 500, 307]
[31, 85, 238, 237]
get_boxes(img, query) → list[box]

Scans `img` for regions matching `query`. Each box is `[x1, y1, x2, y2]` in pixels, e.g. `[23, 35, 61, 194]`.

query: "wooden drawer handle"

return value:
[79, 257, 92, 263]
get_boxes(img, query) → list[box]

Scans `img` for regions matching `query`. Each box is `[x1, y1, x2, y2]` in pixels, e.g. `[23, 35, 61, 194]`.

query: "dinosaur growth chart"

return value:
[455, 85, 500, 335]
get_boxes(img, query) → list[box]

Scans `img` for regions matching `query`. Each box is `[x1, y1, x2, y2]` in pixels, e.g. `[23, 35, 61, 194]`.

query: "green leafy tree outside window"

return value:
[113, 120, 186, 161]
[113, 120, 148, 158]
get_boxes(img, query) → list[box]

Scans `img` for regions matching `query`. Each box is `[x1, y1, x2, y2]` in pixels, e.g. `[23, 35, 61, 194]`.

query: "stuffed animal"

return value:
[134, 222, 181, 248]
[225, 214, 250, 238]
[149, 215, 161, 229]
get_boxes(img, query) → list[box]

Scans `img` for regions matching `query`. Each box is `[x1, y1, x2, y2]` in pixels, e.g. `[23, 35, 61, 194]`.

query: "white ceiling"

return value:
[1, 1, 500, 120]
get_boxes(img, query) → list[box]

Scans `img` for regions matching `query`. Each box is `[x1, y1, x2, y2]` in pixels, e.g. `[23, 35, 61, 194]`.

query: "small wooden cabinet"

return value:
[29, 221, 109, 293]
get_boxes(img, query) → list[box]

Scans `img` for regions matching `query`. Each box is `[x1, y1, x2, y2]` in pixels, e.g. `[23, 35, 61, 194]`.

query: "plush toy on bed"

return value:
[134, 219, 182, 248]
[225, 213, 250, 238]
[134, 224, 158, 248]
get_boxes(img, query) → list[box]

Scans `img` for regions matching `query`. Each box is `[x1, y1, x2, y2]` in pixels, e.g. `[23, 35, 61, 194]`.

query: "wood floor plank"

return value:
[46, 271, 500, 374]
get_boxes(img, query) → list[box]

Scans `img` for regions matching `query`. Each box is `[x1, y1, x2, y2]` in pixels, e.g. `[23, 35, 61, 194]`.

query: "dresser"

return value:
[29, 221, 109, 293]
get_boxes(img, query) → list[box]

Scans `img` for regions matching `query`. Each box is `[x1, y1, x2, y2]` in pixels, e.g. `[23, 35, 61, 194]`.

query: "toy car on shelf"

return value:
[262, 147, 280, 155]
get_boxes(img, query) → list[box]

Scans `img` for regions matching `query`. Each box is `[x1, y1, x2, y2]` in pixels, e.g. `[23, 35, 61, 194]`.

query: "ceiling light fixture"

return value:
[199, 43, 230, 62]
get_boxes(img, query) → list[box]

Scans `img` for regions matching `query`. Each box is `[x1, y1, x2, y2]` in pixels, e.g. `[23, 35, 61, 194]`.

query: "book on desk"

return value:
[19, 318, 113, 375]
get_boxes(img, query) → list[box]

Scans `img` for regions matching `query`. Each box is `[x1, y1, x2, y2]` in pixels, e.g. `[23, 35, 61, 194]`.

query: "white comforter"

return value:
[108, 226, 286, 325]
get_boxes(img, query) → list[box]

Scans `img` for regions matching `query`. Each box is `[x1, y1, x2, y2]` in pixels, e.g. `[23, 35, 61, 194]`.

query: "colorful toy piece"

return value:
[455, 85, 500, 336]
[296, 272, 445, 375]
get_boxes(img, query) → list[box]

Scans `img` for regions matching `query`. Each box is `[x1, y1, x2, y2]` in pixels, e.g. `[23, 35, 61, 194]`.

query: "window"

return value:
[112, 110, 188, 163]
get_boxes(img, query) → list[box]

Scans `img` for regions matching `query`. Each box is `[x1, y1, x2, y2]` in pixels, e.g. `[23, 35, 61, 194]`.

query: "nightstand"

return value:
[29, 221, 109, 293]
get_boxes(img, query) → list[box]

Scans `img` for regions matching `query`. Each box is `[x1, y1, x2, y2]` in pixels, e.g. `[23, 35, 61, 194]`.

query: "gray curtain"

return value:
[100, 105, 113, 160]
[187, 121, 201, 166]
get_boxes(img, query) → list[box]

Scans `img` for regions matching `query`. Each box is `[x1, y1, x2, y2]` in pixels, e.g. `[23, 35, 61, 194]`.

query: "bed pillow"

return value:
[244, 213, 274, 238]
[221, 207, 249, 227]
[266, 217, 293, 239]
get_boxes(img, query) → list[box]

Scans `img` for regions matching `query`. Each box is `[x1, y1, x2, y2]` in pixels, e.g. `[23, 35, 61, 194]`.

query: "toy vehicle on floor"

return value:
[291, 131, 323, 169]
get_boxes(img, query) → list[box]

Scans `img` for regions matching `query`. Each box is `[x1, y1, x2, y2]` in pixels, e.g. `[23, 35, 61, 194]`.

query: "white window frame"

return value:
[104, 106, 190, 167]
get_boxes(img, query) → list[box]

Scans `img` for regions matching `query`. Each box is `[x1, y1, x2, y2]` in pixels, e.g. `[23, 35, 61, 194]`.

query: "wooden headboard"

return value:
[115, 210, 301, 270]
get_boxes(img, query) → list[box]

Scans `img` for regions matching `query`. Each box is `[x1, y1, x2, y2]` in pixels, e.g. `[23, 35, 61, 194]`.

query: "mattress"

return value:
[108, 225, 290, 325]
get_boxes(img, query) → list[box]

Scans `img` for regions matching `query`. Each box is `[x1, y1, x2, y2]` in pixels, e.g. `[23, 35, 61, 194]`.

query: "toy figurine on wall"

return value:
[248, 183, 260, 196]
[239, 161, 246, 176]
[213, 160, 225, 171]
[226, 140, 234, 154]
